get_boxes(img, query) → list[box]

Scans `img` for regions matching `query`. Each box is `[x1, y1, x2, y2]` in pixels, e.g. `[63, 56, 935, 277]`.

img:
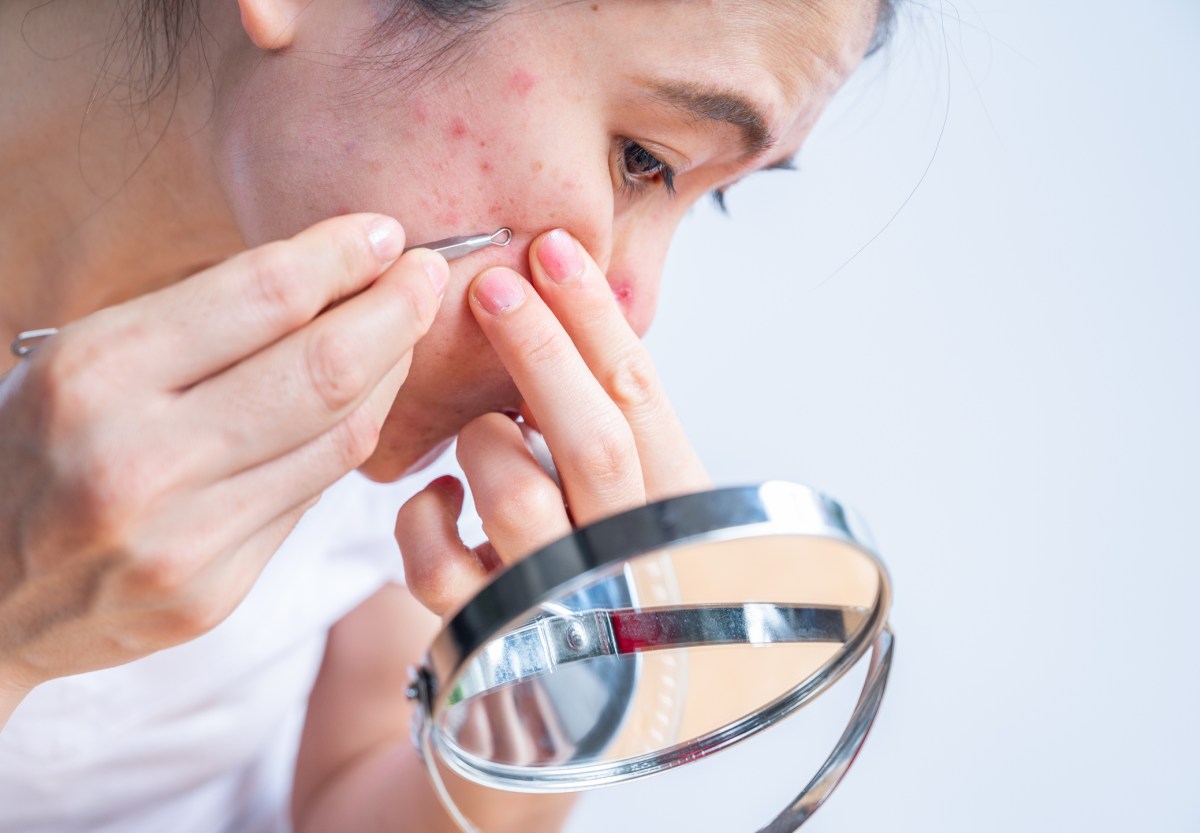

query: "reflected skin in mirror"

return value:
[208, 0, 879, 481]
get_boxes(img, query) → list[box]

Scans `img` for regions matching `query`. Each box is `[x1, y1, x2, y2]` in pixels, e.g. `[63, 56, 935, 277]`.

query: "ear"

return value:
[236, 0, 306, 51]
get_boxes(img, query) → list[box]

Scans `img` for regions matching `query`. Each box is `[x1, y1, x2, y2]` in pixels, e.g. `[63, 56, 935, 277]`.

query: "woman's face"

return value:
[211, 0, 878, 481]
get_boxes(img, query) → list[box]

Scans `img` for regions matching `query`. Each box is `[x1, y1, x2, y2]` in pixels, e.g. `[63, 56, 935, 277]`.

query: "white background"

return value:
[568, 1, 1200, 831]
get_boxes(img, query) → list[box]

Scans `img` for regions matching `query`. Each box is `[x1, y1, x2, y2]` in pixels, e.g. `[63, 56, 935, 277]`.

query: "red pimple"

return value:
[412, 100, 429, 123]
[613, 283, 634, 304]
[448, 117, 469, 139]
[506, 69, 538, 99]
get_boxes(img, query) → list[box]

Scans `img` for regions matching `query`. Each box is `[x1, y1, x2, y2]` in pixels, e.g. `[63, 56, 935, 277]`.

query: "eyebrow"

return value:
[644, 81, 777, 159]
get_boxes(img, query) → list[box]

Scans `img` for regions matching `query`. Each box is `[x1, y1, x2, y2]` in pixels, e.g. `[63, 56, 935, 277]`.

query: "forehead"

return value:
[581, 0, 879, 151]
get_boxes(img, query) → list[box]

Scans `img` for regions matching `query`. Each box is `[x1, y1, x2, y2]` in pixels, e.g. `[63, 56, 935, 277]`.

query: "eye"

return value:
[618, 140, 677, 197]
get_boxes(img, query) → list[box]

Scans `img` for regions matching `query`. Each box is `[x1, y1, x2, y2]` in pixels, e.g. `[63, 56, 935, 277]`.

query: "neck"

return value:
[0, 0, 245, 354]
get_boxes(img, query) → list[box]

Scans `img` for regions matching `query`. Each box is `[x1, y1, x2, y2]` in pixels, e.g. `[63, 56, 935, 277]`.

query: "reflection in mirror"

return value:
[435, 535, 881, 780]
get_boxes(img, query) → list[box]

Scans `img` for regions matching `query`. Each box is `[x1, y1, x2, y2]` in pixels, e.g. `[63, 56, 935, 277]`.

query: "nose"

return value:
[595, 204, 686, 338]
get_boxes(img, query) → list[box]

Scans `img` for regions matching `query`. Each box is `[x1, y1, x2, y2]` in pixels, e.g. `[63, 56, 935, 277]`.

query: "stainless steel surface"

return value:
[448, 603, 867, 704]
[421, 227, 513, 260]
[759, 627, 894, 833]
[10, 328, 58, 357]
[7, 227, 514, 359]
[409, 481, 894, 832]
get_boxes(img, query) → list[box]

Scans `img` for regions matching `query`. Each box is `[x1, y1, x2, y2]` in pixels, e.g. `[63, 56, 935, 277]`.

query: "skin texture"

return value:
[216, 0, 874, 481]
[0, 0, 880, 830]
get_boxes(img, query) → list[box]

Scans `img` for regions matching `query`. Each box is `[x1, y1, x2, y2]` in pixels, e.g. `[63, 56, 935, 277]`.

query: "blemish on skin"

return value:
[613, 282, 634, 306]
[591, 3, 599, 10]
[480, 161, 493, 174]
[412, 100, 429, 124]
[506, 69, 538, 99]
[437, 212, 460, 227]
[368, 159, 383, 174]
[448, 117, 470, 140]
[479, 140, 487, 149]
[531, 160, 544, 174]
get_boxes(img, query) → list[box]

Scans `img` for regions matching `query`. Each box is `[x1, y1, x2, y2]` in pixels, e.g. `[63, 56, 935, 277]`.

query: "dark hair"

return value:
[870, 0, 898, 56]
[134, 0, 899, 98]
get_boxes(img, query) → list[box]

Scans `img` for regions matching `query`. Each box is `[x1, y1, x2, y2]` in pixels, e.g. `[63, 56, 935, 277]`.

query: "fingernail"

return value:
[419, 250, 449, 296]
[368, 216, 405, 261]
[475, 268, 526, 314]
[538, 229, 584, 284]
[429, 474, 463, 499]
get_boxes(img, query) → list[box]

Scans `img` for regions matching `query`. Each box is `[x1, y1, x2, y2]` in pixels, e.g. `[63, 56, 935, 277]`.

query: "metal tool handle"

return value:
[10, 328, 59, 358]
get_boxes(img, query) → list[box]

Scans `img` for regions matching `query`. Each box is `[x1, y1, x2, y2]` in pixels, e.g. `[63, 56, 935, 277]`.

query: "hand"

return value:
[396, 228, 710, 618]
[0, 214, 446, 715]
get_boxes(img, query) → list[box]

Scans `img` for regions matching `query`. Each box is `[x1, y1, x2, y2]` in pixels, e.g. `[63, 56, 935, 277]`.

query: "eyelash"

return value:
[617, 140, 730, 214]
[618, 139, 677, 197]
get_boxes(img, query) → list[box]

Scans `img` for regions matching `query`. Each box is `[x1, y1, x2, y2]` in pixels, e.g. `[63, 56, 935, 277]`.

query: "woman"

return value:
[0, 0, 893, 830]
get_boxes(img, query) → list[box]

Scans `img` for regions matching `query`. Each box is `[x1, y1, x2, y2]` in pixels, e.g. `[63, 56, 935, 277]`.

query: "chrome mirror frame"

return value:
[407, 482, 895, 832]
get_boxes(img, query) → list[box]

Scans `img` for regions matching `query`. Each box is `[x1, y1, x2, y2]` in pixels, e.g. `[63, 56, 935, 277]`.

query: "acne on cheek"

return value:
[504, 69, 539, 100]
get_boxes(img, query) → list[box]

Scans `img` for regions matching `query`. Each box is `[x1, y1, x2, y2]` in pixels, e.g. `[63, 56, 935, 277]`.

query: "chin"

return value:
[357, 433, 454, 483]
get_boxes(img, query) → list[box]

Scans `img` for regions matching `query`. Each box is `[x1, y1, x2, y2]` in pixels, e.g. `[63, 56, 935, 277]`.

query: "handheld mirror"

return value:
[407, 482, 894, 832]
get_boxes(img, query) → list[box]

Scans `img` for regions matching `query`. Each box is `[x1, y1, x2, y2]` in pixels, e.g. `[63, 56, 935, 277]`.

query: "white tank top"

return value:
[0, 455, 479, 833]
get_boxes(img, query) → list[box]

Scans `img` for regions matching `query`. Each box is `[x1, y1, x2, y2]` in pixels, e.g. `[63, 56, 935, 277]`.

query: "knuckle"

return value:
[333, 407, 383, 468]
[603, 351, 662, 416]
[305, 327, 368, 412]
[386, 270, 439, 335]
[244, 243, 311, 326]
[123, 551, 197, 598]
[569, 421, 636, 487]
[35, 339, 106, 429]
[68, 444, 158, 542]
[517, 324, 568, 373]
[405, 558, 459, 616]
[161, 595, 227, 641]
[483, 477, 564, 539]
[333, 222, 378, 281]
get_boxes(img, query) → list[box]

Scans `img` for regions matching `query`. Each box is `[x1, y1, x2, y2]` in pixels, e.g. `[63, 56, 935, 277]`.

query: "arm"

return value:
[292, 582, 574, 833]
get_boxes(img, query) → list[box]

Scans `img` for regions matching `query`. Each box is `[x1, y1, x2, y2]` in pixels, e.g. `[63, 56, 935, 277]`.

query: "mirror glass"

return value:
[431, 533, 881, 787]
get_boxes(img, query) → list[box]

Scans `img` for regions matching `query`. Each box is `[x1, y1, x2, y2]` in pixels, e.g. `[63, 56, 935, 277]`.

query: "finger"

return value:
[456, 413, 571, 565]
[99, 213, 410, 389]
[142, 498, 316, 648]
[469, 268, 645, 526]
[394, 476, 489, 618]
[178, 247, 446, 482]
[142, 357, 404, 574]
[528, 229, 709, 499]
